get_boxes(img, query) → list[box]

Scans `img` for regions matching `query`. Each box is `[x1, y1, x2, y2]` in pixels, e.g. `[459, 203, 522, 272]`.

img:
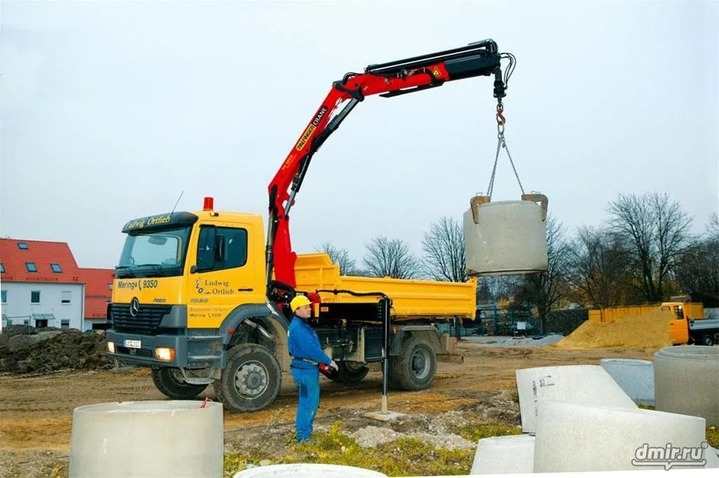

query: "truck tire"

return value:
[700, 334, 715, 346]
[333, 361, 370, 383]
[214, 343, 281, 412]
[388, 335, 436, 391]
[151, 367, 208, 400]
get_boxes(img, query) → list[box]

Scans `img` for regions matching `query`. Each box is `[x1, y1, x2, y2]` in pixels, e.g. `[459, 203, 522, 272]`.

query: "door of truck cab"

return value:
[186, 221, 265, 328]
[663, 302, 690, 345]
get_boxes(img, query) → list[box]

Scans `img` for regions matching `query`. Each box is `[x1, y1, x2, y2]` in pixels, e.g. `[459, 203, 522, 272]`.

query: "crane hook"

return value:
[496, 102, 506, 126]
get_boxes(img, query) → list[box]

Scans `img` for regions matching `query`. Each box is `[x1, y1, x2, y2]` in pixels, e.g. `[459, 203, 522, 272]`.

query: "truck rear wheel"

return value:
[333, 361, 369, 383]
[389, 335, 436, 391]
[214, 343, 281, 412]
[151, 367, 208, 400]
[700, 334, 715, 346]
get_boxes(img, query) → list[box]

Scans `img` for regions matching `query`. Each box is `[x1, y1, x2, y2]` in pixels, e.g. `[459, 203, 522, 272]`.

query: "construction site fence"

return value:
[467, 307, 589, 337]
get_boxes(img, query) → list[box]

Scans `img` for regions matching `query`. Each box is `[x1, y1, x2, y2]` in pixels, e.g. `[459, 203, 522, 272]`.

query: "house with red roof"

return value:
[0, 238, 113, 331]
[82, 268, 114, 329]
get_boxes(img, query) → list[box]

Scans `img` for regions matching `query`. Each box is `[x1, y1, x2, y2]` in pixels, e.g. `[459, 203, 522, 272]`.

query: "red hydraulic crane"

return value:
[266, 39, 514, 291]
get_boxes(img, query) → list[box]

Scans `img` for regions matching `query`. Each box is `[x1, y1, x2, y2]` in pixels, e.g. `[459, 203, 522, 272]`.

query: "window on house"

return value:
[1, 290, 6, 303]
[51, 263, 62, 273]
[26, 262, 38, 272]
[31, 291, 41, 303]
[60, 320, 70, 329]
[61, 291, 71, 304]
[18, 242, 28, 250]
[0, 263, 5, 273]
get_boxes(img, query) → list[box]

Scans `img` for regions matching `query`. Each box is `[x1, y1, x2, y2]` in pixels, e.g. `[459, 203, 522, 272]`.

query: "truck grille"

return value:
[110, 303, 171, 332]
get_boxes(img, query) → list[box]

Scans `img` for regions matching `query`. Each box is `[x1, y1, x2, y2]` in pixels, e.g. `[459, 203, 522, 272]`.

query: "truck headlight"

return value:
[154, 347, 175, 362]
[107, 341, 116, 354]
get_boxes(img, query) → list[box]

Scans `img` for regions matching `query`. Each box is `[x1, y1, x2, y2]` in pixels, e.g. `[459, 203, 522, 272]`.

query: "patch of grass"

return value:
[224, 453, 257, 476]
[370, 437, 473, 476]
[707, 425, 719, 449]
[455, 422, 522, 443]
[224, 421, 475, 477]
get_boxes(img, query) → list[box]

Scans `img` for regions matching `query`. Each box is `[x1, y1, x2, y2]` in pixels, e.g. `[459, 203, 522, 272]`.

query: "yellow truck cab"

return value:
[113, 209, 267, 329]
[663, 301, 718, 346]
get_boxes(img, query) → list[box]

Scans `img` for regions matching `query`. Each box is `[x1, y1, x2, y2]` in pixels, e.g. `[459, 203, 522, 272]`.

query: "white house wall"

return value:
[1, 282, 85, 330]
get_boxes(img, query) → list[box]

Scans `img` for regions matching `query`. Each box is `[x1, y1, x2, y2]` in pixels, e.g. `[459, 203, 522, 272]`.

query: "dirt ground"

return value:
[0, 340, 657, 477]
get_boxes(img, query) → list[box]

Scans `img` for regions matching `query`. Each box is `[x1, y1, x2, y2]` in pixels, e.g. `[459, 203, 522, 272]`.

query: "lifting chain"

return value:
[486, 101, 525, 200]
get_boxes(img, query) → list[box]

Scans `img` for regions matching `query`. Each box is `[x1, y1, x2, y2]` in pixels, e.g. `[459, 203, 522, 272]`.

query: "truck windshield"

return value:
[115, 227, 191, 278]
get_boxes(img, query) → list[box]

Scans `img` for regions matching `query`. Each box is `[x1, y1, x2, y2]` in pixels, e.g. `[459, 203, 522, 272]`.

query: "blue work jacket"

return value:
[288, 316, 332, 370]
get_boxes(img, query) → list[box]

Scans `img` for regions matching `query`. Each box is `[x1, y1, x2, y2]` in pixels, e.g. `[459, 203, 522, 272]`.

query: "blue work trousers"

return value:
[290, 367, 320, 442]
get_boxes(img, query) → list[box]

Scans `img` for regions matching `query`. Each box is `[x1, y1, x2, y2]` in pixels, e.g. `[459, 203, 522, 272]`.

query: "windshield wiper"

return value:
[116, 263, 182, 278]
[129, 264, 164, 278]
[114, 265, 136, 278]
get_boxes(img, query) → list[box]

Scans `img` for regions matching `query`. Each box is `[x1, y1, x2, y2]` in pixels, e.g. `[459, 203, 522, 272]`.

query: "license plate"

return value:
[124, 339, 142, 349]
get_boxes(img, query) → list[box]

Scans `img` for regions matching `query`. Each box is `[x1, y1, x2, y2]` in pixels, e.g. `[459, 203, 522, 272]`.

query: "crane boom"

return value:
[266, 39, 510, 290]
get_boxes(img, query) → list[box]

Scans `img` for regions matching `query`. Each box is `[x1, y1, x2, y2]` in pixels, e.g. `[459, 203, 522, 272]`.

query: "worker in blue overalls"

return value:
[287, 294, 338, 442]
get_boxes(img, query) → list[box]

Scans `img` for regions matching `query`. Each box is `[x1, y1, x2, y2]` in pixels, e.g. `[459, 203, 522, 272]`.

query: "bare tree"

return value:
[673, 214, 719, 303]
[363, 236, 419, 279]
[514, 216, 571, 333]
[421, 216, 466, 282]
[315, 241, 357, 275]
[709, 213, 719, 237]
[608, 192, 692, 302]
[567, 226, 633, 307]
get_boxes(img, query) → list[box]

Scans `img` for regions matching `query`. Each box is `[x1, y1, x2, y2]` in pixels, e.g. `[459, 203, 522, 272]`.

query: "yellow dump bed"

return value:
[294, 253, 476, 319]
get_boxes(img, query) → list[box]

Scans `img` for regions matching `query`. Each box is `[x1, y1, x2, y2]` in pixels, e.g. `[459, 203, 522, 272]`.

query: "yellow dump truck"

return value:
[106, 207, 476, 412]
[588, 301, 719, 346]
[106, 40, 511, 412]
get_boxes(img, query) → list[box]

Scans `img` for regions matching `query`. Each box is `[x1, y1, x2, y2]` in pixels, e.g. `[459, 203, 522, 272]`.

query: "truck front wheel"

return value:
[389, 336, 436, 391]
[215, 343, 282, 412]
[151, 367, 208, 400]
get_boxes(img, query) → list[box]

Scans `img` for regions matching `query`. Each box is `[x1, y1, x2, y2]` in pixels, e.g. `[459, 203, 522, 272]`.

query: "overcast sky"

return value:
[1, 0, 717, 269]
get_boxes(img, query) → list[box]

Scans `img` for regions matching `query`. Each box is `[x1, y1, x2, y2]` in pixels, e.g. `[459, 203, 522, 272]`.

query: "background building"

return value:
[0, 238, 113, 331]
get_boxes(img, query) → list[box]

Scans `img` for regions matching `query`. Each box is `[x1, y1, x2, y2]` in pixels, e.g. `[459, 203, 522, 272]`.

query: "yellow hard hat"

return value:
[290, 295, 311, 312]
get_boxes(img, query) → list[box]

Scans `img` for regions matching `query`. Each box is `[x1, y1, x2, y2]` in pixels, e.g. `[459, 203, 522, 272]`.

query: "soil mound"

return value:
[0, 325, 113, 374]
[551, 315, 672, 350]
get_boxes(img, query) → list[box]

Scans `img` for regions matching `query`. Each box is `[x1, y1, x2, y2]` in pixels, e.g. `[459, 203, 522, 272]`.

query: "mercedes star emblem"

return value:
[129, 297, 140, 317]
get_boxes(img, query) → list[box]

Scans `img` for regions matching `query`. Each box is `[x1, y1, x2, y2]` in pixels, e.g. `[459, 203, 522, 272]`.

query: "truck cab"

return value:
[662, 301, 718, 346]
[111, 205, 268, 334]
[108, 204, 295, 412]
